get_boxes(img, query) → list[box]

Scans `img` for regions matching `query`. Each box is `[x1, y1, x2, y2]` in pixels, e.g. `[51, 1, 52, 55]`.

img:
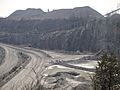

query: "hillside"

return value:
[7, 8, 45, 20]
[0, 6, 120, 56]
[7, 6, 103, 20]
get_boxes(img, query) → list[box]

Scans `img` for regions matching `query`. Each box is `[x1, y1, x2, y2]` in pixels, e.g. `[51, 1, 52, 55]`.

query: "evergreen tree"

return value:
[92, 53, 120, 90]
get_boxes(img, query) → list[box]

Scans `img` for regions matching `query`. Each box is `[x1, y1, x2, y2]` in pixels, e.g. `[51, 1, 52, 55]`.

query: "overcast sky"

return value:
[0, 0, 118, 17]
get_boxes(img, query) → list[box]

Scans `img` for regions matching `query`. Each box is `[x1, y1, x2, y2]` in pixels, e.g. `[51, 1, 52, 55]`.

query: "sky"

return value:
[0, 0, 118, 17]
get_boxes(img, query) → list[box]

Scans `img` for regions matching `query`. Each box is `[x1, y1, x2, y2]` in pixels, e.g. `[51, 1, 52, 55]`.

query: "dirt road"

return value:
[0, 44, 94, 90]
[0, 45, 19, 77]
[0, 44, 50, 90]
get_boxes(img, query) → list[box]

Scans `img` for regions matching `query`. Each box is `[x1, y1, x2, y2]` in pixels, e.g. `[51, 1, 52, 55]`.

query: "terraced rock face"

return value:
[0, 6, 105, 55]
[0, 7, 120, 57]
[7, 6, 103, 20]
[7, 8, 45, 20]
[0, 22, 105, 53]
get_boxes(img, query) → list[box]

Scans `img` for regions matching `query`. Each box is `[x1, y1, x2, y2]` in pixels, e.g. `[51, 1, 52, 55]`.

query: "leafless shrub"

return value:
[18, 67, 47, 90]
